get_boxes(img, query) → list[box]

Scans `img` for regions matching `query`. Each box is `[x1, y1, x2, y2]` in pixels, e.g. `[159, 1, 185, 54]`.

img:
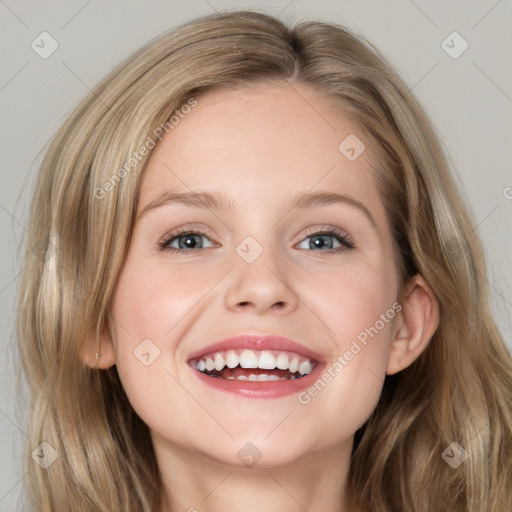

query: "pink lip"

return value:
[187, 334, 326, 399]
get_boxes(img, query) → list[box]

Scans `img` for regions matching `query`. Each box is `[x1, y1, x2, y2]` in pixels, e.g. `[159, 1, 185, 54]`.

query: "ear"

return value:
[80, 324, 117, 370]
[386, 274, 439, 375]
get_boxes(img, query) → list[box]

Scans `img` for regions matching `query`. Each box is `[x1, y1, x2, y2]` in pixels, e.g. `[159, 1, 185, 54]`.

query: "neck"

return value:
[156, 437, 356, 512]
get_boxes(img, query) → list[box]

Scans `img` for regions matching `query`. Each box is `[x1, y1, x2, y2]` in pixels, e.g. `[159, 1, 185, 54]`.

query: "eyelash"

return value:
[158, 225, 356, 255]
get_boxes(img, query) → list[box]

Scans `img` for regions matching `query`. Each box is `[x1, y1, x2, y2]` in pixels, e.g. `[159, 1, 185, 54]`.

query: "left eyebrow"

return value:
[136, 189, 377, 230]
[289, 190, 377, 229]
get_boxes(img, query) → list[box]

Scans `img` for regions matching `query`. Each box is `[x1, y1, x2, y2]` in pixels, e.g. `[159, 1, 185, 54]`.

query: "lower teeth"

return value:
[202, 371, 302, 381]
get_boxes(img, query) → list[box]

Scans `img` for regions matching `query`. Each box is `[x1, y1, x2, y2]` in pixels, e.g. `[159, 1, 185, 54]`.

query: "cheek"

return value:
[296, 264, 395, 427]
[304, 257, 397, 344]
[112, 258, 213, 340]
[108, 261, 191, 439]
[108, 259, 219, 421]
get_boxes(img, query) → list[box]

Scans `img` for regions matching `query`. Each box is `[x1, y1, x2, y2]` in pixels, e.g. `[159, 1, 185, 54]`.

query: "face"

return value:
[107, 82, 401, 469]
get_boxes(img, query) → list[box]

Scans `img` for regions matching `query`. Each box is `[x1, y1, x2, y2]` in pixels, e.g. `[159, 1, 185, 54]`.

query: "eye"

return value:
[296, 227, 355, 253]
[158, 226, 355, 254]
[159, 228, 215, 253]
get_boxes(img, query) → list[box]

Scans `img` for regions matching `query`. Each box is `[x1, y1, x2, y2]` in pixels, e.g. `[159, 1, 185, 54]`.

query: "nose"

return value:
[224, 242, 300, 315]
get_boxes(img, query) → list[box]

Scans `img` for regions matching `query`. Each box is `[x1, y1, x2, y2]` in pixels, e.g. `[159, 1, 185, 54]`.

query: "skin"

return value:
[85, 81, 439, 511]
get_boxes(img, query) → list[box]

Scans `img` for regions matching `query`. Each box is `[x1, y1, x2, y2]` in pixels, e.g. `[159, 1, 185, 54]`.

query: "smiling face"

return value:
[101, 81, 404, 470]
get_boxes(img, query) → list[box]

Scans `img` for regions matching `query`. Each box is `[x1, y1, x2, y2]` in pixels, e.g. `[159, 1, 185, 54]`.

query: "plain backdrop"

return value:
[1, 1, 511, 510]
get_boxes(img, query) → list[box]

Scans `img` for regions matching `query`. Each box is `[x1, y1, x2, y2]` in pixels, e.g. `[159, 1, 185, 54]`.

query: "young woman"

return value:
[17, 10, 512, 512]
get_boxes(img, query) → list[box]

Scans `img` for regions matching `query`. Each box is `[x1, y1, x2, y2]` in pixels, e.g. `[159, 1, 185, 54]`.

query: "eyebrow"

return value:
[137, 189, 377, 229]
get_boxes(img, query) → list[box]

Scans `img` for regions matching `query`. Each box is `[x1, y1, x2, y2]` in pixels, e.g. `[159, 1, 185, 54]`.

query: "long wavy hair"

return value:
[17, 9, 512, 512]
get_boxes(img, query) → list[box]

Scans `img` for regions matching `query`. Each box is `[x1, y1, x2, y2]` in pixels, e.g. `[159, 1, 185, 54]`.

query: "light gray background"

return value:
[1, 1, 511, 510]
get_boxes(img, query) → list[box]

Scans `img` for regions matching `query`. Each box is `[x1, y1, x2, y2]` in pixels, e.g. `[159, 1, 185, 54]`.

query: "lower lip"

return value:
[191, 364, 326, 399]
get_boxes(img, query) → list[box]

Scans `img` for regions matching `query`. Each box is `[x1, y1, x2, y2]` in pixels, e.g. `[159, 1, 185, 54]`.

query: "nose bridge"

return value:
[224, 233, 298, 313]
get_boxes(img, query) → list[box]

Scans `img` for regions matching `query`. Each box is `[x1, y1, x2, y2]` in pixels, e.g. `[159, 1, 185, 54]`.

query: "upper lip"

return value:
[187, 334, 324, 363]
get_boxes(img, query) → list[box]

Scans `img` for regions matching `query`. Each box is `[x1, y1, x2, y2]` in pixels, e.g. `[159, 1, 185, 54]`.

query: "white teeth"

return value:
[289, 357, 299, 373]
[276, 353, 289, 370]
[258, 351, 276, 370]
[207, 372, 302, 381]
[192, 349, 315, 378]
[225, 373, 287, 381]
[298, 360, 313, 375]
[214, 353, 224, 371]
[239, 350, 258, 368]
[226, 350, 238, 369]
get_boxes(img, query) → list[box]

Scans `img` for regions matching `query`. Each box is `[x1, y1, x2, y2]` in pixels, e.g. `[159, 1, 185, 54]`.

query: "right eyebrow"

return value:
[136, 191, 234, 222]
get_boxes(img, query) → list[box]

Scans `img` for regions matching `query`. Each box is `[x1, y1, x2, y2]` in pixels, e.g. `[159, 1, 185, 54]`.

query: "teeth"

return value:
[298, 360, 313, 375]
[192, 348, 315, 377]
[276, 353, 289, 370]
[258, 351, 276, 369]
[239, 349, 259, 368]
[214, 353, 224, 371]
[289, 357, 299, 374]
[226, 350, 238, 369]
[216, 373, 300, 381]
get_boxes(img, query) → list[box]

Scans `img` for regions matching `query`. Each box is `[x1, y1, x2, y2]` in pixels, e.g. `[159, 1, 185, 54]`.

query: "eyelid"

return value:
[297, 224, 352, 243]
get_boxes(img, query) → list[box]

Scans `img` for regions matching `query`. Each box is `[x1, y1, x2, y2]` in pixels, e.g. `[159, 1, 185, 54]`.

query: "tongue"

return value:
[210, 367, 294, 379]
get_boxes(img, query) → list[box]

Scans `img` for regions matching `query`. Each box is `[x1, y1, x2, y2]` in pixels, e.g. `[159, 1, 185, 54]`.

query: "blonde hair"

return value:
[17, 9, 512, 511]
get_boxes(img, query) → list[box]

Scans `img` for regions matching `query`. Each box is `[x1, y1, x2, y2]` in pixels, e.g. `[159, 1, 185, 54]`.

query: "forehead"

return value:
[138, 82, 384, 222]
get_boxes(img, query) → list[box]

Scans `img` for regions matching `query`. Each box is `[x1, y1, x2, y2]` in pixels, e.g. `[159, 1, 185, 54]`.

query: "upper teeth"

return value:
[192, 349, 314, 376]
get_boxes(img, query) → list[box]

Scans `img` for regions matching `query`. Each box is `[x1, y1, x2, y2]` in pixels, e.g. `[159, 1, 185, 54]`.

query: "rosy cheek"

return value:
[113, 262, 168, 321]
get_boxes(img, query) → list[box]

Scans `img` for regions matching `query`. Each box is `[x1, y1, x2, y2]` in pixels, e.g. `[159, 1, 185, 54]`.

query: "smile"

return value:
[190, 349, 315, 381]
[186, 334, 324, 398]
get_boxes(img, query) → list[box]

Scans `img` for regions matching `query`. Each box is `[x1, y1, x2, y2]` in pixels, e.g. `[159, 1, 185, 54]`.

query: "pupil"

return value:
[180, 235, 201, 249]
[312, 235, 332, 249]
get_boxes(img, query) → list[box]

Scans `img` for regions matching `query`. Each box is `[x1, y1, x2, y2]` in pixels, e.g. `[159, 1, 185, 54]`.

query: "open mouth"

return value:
[190, 349, 316, 381]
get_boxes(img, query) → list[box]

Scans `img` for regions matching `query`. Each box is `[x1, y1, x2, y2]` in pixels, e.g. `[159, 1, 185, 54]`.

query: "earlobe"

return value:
[81, 328, 117, 370]
[386, 274, 439, 375]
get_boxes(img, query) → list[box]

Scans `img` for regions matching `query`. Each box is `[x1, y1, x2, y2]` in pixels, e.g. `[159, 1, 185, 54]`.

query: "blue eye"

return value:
[159, 226, 355, 254]
[297, 229, 355, 252]
[160, 230, 214, 252]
